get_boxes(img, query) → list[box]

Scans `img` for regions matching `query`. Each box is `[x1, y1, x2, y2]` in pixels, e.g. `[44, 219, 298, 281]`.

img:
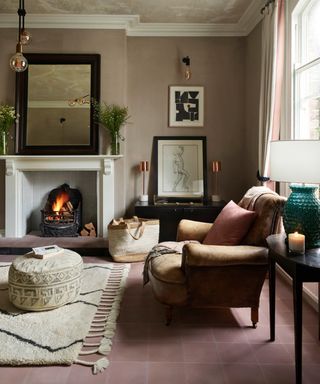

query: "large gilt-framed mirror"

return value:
[15, 53, 100, 155]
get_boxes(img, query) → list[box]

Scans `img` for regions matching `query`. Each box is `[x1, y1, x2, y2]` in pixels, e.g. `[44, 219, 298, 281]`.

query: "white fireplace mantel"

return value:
[0, 155, 122, 238]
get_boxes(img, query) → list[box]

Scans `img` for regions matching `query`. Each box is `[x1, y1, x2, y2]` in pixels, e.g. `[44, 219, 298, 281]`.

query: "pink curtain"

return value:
[258, 0, 285, 189]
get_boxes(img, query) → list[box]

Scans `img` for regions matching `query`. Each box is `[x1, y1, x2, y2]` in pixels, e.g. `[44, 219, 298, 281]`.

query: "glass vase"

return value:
[283, 184, 320, 249]
[0, 131, 8, 155]
[110, 134, 120, 155]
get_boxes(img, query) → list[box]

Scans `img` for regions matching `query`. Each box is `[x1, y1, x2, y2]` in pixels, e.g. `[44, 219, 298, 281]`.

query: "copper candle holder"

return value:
[211, 160, 222, 202]
[139, 161, 149, 202]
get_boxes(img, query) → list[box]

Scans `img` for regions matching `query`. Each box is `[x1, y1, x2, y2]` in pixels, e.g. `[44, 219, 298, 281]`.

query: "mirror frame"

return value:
[15, 53, 101, 155]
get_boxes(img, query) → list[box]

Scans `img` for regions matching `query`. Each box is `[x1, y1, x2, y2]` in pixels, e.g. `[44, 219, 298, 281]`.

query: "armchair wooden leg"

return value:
[251, 307, 259, 328]
[165, 305, 173, 326]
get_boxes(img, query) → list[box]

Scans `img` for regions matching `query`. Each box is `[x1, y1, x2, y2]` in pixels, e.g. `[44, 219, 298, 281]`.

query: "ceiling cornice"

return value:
[0, 3, 263, 37]
[238, 0, 264, 35]
[0, 14, 139, 30]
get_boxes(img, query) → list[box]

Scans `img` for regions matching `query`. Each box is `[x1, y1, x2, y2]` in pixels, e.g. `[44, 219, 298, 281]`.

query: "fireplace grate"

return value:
[40, 183, 82, 237]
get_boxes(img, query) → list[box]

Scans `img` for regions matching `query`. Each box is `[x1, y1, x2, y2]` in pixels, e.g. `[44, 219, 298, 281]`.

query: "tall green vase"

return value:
[283, 184, 320, 249]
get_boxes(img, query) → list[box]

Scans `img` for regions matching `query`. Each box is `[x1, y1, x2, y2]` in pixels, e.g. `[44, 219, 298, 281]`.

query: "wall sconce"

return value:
[182, 56, 191, 80]
[9, 0, 31, 72]
[139, 161, 149, 202]
[211, 160, 222, 202]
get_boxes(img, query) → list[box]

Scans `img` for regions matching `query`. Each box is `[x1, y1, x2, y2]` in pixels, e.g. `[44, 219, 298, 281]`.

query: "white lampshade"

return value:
[270, 140, 320, 184]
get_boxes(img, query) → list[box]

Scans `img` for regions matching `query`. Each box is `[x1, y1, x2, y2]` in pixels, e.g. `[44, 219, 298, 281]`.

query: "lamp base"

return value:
[139, 194, 148, 202]
[284, 184, 320, 249]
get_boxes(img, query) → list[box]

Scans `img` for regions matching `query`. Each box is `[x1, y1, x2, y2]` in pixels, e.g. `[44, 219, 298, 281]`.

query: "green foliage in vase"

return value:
[0, 104, 16, 134]
[92, 100, 130, 141]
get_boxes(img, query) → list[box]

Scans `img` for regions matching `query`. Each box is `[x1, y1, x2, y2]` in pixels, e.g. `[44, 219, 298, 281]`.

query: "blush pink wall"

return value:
[125, 36, 253, 214]
[0, 27, 262, 230]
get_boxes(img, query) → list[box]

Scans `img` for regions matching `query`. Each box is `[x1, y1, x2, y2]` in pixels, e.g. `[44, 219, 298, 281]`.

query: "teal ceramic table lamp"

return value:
[270, 140, 320, 249]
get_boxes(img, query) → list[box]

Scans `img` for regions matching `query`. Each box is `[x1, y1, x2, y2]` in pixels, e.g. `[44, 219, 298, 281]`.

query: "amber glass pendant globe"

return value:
[9, 42, 28, 72]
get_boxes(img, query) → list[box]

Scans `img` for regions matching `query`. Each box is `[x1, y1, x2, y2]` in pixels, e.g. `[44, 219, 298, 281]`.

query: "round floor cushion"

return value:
[8, 249, 83, 311]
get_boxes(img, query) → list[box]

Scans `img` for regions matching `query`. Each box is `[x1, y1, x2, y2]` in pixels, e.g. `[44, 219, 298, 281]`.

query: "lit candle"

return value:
[288, 232, 305, 254]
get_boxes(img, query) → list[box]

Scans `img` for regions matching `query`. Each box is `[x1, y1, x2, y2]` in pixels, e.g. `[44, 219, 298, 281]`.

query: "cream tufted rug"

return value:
[0, 262, 130, 374]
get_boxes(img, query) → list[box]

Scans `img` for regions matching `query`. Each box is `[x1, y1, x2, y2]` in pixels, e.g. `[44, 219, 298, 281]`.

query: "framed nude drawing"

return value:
[154, 136, 207, 200]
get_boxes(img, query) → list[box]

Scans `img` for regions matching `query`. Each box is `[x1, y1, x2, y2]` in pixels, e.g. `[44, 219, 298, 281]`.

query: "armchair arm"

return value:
[182, 243, 268, 268]
[176, 219, 212, 242]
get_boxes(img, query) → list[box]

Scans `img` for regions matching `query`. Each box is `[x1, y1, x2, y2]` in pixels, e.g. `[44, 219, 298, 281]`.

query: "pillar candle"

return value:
[288, 232, 305, 254]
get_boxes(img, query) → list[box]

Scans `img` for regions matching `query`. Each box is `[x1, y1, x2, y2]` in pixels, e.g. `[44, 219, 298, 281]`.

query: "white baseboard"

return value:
[276, 265, 318, 312]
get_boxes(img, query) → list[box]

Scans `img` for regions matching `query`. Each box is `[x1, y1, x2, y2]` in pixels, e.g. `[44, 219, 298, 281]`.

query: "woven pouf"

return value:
[8, 249, 83, 311]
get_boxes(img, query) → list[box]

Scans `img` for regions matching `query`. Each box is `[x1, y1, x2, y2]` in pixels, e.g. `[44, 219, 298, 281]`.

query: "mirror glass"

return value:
[15, 54, 100, 155]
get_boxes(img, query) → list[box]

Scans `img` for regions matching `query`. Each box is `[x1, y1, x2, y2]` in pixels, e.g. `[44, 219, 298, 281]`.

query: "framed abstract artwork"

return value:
[154, 136, 207, 200]
[168, 86, 204, 127]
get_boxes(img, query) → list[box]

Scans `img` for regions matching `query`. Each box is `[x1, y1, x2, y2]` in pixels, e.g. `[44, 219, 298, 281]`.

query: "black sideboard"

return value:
[134, 201, 225, 242]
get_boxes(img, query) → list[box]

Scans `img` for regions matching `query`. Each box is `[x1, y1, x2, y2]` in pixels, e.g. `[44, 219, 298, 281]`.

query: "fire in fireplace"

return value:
[40, 183, 82, 237]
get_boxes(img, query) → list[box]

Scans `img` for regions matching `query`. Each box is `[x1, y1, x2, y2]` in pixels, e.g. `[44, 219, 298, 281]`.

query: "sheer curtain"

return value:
[258, 0, 285, 184]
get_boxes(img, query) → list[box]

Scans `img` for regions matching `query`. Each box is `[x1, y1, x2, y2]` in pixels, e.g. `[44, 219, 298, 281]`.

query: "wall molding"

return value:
[0, 4, 263, 37]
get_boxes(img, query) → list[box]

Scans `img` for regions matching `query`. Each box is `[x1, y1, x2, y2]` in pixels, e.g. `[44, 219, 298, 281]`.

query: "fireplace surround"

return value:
[1, 155, 121, 238]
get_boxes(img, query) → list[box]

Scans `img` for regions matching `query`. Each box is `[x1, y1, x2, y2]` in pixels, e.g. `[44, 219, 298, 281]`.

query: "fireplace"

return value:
[40, 184, 82, 237]
[3, 155, 119, 238]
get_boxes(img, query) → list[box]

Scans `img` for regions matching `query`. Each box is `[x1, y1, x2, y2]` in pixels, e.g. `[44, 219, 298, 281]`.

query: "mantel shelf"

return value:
[0, 155, 123, 160]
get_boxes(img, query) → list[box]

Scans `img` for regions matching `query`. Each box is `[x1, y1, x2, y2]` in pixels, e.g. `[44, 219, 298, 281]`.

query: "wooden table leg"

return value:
[293, 276, 303, 384]
[269, 258, 276, 341]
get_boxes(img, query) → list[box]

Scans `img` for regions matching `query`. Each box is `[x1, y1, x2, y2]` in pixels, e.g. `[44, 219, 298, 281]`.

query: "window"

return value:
[293, 0, 320, 139]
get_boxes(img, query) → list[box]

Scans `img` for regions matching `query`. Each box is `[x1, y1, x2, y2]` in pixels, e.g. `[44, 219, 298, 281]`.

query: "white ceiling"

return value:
[0, 0, 265, 36]
[1, 0, 256, 23]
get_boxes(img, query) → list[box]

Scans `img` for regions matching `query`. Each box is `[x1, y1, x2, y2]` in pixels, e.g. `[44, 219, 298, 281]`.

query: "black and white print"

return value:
[169, 86, 204, 127]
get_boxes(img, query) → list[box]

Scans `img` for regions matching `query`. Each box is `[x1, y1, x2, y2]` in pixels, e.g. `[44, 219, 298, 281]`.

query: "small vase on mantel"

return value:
[110, 134, 120, 156]
[0, 131, 8, 155]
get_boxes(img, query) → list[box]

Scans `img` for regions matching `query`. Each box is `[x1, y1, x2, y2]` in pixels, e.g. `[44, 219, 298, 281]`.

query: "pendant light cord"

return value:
[17, 0, 26, 42]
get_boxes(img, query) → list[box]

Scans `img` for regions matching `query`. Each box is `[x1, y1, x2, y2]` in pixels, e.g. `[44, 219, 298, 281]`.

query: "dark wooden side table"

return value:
[135, 201, 225, 242]
[267, 233, 320, 384]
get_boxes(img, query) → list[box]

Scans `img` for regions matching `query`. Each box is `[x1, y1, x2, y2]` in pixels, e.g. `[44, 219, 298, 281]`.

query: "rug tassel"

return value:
[75, 263, 130, 374]
[75, 357, 109, 374]
[80, 338, 112, 355]
[89, 328, 105, 333]
[85, 332, 104, 337]
[91, 323, 106, 327]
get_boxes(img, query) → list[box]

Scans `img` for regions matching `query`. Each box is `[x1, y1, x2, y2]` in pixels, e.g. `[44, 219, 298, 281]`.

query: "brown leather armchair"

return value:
[144, 186, 286, 327]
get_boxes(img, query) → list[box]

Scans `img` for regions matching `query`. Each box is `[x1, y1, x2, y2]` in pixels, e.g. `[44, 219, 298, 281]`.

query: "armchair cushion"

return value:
[203, 200, 256, 246]
[182, 243, 268, 268]
[176, 220, 212, 242]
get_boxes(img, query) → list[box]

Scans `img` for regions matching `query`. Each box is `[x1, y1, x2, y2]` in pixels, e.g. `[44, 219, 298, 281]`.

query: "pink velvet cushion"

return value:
[203, 200, 256, 245]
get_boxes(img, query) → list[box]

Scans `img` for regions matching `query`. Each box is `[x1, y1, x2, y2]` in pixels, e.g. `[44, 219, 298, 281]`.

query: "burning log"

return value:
[66, 201, 74, 212]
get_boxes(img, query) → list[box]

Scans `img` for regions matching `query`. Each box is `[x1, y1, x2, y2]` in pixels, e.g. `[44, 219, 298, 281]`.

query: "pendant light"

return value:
[9, 0, 31, 73]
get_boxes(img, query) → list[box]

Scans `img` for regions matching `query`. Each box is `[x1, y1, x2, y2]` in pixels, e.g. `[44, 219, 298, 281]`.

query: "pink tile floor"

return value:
[1, 255, 320, 384]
